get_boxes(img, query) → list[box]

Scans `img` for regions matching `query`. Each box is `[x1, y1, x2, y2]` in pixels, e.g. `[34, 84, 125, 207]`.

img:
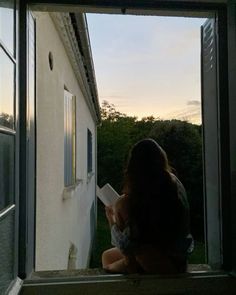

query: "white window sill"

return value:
[62, 179, 83, 200]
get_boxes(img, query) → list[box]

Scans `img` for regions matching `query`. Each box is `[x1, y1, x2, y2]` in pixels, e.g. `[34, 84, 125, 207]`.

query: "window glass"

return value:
[0, 209, 15, 293]
[0, 0, 14, 55]
[0, 48, 14, 129]
[0, 133, 14, 211]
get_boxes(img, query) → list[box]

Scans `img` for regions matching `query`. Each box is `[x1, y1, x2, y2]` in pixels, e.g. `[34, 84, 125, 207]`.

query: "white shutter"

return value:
[64, 90, 76, 186]
[201, 18, 221, 268]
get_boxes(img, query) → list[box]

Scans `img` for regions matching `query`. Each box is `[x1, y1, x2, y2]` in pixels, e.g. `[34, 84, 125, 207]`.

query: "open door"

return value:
[18, 10, 36, 279]
[0, 0, 22, 292]
[201, 18, 221, 268]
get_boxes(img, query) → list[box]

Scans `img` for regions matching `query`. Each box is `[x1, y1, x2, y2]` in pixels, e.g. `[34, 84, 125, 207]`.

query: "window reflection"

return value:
[0, 0, 14, 55]
[0, 48, 14, 129]
[0, 133, 14, 211]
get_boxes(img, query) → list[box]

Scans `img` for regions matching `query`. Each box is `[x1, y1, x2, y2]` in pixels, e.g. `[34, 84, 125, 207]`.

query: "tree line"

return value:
[97, 101, 204, 240]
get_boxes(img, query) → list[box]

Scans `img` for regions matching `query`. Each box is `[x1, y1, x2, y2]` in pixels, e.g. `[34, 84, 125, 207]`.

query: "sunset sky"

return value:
[87, 14, 206, 124]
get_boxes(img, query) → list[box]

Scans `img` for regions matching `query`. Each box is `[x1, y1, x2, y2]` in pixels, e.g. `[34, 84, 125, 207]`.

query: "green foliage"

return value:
[98, 101, 137, 192]
[148, 120, 204, 238]
[0, 113, 14, 128]
[188, 241, 206, 264]
[97, 101, 204, 240]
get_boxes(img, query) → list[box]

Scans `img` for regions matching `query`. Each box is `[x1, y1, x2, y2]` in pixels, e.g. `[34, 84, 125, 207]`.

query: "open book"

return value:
[96, 183, 120, 206]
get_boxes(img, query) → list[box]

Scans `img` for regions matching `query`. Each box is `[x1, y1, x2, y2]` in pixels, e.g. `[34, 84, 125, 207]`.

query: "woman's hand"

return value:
[105, 206, 115, 227]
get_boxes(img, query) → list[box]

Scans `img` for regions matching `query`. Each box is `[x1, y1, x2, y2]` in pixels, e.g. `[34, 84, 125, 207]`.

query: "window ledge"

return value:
[28, 265, 213, 280]
[22, 267, 236, 295]
[62, 179, 83, 200]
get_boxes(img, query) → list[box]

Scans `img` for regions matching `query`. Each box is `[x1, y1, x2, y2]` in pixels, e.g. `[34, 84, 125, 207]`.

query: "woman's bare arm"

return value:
[114, 195, 129, 231]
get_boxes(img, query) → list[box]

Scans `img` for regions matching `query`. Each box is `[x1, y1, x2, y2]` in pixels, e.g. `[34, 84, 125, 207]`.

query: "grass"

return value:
[90, 201, 111, 268]
[90, 202, 206, 268]
[188, 241, 206, 264]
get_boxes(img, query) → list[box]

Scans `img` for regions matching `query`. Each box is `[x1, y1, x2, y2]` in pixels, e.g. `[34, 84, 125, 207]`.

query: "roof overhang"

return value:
[51, 12, 101, 124]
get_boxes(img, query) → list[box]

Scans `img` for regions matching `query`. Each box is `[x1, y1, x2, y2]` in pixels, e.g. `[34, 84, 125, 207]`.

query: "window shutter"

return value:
[87, 129, 92, 173]
[64, 90, 76, 186]
[201, 18, 221, 268]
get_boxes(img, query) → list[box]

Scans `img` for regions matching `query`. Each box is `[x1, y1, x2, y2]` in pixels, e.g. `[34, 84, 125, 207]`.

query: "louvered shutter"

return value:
[201, 18, 221, 268]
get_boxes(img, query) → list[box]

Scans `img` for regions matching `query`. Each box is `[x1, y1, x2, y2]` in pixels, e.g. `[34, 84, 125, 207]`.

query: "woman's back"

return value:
[103, 139, 193, 274]
[115, 173, 192, 274]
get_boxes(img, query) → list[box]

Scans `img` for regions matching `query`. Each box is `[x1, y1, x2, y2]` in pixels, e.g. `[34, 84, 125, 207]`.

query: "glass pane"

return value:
[0, 209, 15, 294]
[0, 133, 14, 211]
[0, 48, 14, 129]
[0, 0, 14, 54]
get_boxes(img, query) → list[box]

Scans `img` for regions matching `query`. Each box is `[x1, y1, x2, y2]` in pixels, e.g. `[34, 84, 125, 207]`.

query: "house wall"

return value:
[35, 12, 97, 271]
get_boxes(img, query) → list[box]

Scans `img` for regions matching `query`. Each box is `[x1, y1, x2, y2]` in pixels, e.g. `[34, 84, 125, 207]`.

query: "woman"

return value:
[102, 138, 193, 274]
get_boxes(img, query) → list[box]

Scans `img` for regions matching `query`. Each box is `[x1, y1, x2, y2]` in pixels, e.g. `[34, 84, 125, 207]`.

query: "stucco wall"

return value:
[35, 12, 97, 271]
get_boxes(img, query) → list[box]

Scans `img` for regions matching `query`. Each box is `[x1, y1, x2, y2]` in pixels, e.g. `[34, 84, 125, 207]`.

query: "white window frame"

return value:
[16, 1, 236, 294]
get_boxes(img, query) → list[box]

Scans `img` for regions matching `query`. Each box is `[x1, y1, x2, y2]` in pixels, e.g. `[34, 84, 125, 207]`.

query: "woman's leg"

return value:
[104, 258, 128, 273]
[102, 247, 124, 268]
[102, 248, 141, 274]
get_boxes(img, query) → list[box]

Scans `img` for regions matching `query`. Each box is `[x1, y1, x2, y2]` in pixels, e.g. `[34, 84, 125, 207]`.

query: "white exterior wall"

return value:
[35, 12, 97, 271]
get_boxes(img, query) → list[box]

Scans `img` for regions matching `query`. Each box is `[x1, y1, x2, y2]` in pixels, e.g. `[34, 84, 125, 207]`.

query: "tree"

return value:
[100, 100, 127, 121]
[149, 120, 203, 238]
[98, 101, 137, 192]
[0, 113, 14, 129]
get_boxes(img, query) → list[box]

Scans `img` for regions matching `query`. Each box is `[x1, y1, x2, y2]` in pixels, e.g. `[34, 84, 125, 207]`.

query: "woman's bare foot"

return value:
[104, 258, 128, 273]
[102, 247, 124, 268]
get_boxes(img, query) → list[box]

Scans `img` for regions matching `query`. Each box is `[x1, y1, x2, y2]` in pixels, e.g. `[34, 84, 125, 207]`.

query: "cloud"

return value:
[163, 105, 202, 124]
[100, 95, 124, 99]
[187, 100, 201, 106]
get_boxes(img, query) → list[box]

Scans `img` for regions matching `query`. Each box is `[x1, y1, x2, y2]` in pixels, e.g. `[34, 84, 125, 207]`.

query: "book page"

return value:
[96, 183, 120, 206]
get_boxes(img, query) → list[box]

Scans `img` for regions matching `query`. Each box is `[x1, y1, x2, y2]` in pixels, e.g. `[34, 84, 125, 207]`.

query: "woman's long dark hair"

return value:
[123, 138, 185, 249]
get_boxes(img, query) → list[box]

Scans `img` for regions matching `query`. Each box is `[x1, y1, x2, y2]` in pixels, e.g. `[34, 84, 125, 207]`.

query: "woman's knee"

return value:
[102, 249, 110, 267]
[102, 247, 124, 267]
